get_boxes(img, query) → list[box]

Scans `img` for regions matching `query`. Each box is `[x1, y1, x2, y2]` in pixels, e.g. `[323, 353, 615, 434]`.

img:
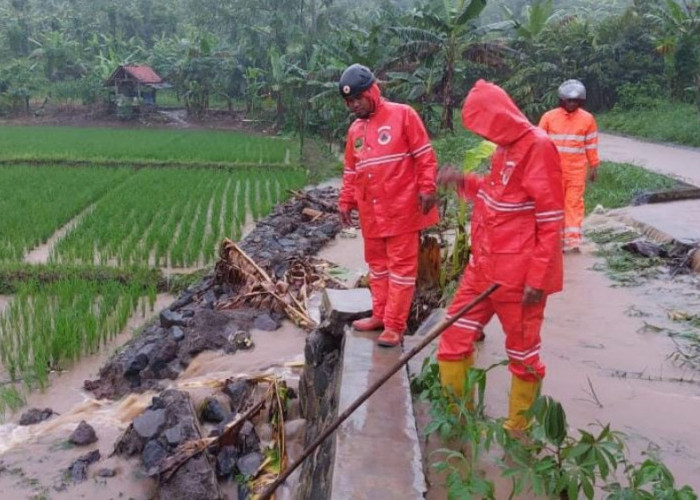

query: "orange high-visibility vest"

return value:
[538, 107, 599, 176]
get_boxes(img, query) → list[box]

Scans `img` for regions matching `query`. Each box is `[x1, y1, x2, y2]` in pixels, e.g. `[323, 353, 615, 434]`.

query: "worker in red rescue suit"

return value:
[437, 80, 564, 432]
[539, 79, 600, 253]
[337, 63, 439, 348]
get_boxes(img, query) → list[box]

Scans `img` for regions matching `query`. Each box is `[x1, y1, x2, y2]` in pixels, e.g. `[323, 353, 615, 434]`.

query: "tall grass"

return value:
[0, 165, 132, 261]
[0, 125, 293, 164]
[598, 101, 700, 147]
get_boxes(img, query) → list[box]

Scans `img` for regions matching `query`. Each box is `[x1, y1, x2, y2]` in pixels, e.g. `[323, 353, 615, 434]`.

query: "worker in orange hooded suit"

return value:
[539, 79, 600, 253]
[337, 64, 439, 348]
[437, 80, 563, 431]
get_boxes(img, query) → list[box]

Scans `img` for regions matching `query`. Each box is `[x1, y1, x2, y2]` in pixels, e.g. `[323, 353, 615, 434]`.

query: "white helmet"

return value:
[558, 79, 586, 100]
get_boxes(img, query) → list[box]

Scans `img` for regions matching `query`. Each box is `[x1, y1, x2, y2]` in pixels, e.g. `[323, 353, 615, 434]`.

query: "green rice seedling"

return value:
[0, 279, 149, 389]
[0, 386, 25, 418]
[50, 166, 307, 268]
[0, 125, 294, 165]
[0, 165, 132, 261]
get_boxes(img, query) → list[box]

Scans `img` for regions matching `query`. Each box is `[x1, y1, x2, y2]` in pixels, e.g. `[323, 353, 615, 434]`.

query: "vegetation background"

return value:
[0, 0, 698, 146]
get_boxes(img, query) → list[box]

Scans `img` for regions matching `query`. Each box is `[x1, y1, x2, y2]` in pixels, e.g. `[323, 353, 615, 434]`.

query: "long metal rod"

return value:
[258, 283, 500, 499]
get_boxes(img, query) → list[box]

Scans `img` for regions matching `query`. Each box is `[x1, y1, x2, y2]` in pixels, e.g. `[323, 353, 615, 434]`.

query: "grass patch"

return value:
[584, 161, 679, 214]
[301, 136, 342, 184]
[432, 130, 482, 167]
[598, 100, 700, 147]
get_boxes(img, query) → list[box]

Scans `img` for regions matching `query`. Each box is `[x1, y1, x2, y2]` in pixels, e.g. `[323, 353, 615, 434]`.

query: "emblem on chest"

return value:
[377, 125, 392, 145]
[502, 161, 516, 186]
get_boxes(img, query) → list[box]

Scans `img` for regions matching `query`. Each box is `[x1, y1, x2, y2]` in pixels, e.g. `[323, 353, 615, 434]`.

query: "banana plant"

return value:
[443, 139, 496, 287]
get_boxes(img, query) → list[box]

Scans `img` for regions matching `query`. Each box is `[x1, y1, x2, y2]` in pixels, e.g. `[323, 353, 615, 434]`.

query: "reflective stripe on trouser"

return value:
[363, 231, 419, 332]
[437, 273, 546, 382]
[563, 168, 587, 249]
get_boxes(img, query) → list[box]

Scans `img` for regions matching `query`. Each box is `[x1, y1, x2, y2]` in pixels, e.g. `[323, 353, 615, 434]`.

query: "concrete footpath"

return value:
[600, 132, 700, 248]
[599, 132, 700, 187]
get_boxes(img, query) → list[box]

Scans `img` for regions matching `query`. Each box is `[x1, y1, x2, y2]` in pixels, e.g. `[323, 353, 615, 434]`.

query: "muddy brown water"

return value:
[411, 219, 700, 497]
[0, 295, 307, 500]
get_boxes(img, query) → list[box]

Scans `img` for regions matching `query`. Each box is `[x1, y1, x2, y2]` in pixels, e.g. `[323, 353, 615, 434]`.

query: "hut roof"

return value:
[105, 65, 165, 86]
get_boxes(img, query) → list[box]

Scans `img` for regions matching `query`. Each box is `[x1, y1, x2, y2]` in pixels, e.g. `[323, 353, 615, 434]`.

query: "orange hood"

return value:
[461, 80, 533, 146]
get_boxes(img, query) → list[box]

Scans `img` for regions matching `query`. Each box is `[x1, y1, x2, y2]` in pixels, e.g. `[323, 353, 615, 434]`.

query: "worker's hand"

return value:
[437, 165, 463, 188]
[588, 167, 598, 183]
[522, 285, 544, 305]
[339, 209, 355, 228]
[418, 193, 436, 214]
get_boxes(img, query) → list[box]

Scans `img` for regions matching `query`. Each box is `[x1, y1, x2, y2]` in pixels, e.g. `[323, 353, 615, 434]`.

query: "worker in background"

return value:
[337, 63, 439, 348]
[539, 79, 600, 253]
[437, 80, 563, 432]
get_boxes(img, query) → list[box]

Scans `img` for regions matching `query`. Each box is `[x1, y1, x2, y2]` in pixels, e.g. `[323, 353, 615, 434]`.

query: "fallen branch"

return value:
[215, 239, 320, 330]
[153, 398, 266, 482]
[288, 189, 338, 213]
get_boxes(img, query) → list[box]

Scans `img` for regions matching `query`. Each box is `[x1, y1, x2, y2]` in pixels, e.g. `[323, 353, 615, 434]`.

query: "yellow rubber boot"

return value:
[438, 355, 474, 401]
[503, 376, 540, 432]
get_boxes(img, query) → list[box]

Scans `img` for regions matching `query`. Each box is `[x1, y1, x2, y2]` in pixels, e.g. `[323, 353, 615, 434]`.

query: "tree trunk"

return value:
[441, 58, 454, 132]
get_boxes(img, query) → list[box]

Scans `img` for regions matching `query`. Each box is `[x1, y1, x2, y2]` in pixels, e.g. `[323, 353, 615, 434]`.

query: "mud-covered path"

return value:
[412, 235, 700, 497]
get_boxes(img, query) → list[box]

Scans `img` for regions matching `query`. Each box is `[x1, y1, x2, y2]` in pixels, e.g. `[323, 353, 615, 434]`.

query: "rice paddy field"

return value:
[0, 125, 306, 406]
[0, 125, 294, 165]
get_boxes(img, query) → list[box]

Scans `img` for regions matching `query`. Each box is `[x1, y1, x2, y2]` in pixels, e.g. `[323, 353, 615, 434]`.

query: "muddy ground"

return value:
[407, 213, 700, 498]
[0, 104, 275, 134]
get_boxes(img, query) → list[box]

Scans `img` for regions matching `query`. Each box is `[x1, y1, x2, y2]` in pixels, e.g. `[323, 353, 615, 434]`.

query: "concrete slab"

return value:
[617, 199, 700, 246]
[323, 288, 372, 324]
[331, 329, 426, 499]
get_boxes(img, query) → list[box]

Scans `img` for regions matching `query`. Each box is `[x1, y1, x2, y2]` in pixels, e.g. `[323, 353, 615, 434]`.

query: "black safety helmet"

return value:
[339, 64, 375, 98]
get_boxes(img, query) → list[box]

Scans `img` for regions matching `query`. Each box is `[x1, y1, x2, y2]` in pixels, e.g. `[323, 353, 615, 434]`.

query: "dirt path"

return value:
[599, 132, 700, 187]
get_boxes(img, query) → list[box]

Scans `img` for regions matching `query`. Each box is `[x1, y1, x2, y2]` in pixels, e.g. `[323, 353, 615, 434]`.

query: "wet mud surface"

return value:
[410, 211, 700, 497]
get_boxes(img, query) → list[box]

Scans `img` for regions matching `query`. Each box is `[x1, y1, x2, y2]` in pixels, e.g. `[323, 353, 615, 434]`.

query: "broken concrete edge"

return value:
[631, 184, 700, 206]
[317, 287, 427, 499]
[612, 212, 700, 272]
[294, 287, 373, 499]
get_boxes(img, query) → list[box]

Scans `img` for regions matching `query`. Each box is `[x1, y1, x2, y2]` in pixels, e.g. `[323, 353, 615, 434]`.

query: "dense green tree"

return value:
[392, 0, 490, 131]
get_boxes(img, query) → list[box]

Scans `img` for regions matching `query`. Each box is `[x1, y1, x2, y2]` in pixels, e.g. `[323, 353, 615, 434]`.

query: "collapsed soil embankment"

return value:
[2, 187, 348, 499]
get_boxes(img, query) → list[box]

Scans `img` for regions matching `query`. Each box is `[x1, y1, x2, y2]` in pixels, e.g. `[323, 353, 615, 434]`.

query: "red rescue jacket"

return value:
[338, 83, 439, 238]
[459, 80, 564, 295]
